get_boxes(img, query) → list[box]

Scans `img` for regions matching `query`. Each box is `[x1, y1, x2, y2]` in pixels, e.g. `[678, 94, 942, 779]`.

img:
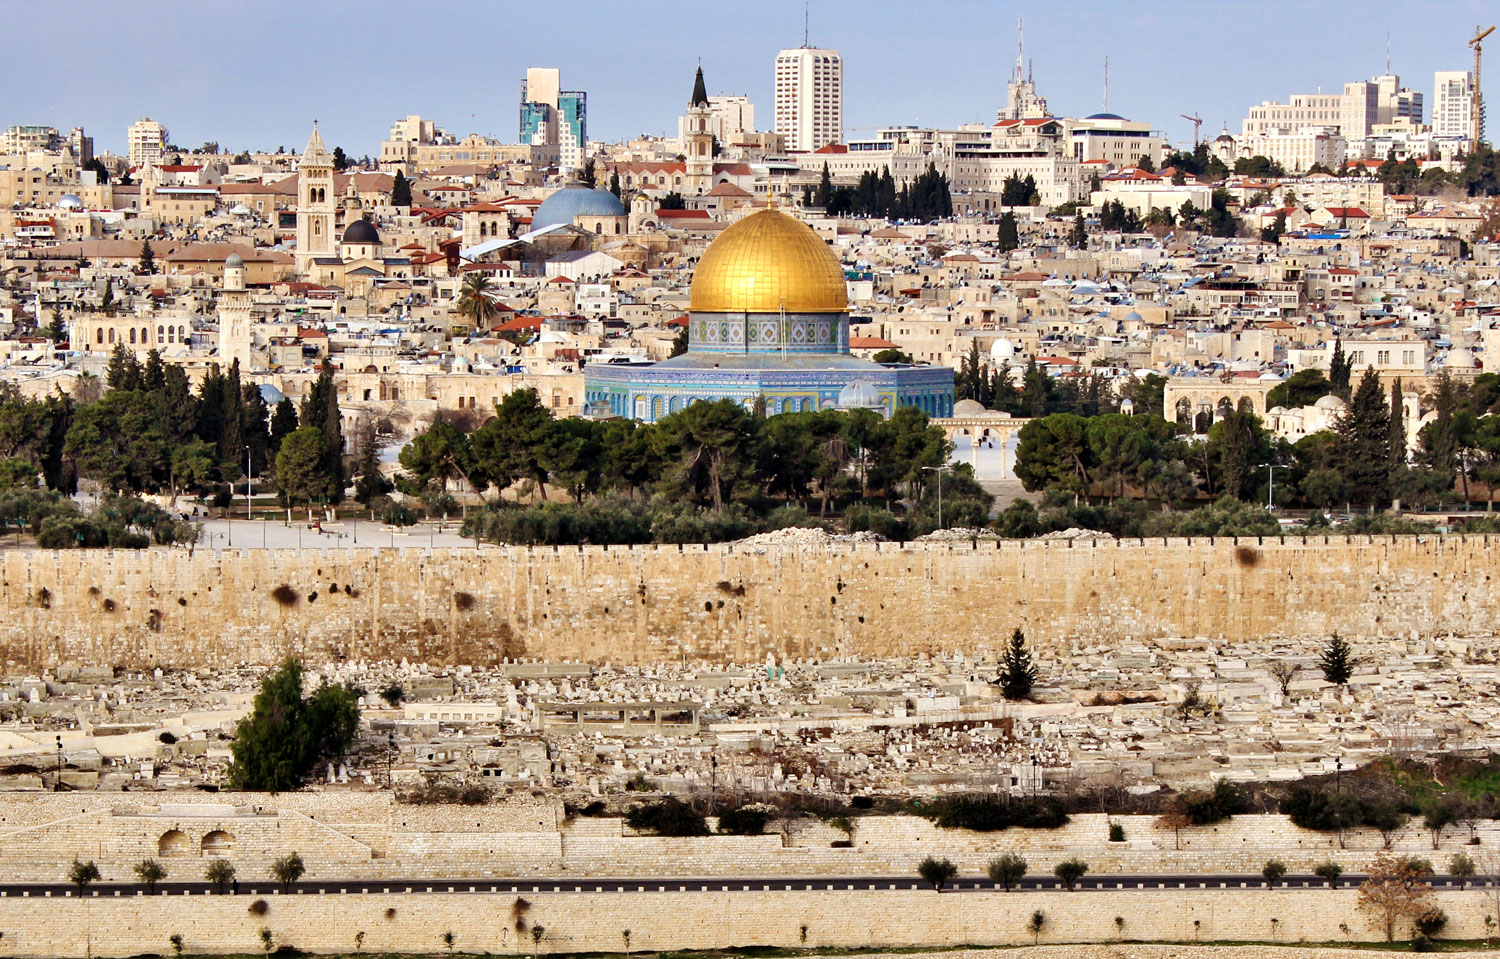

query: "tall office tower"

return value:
[127, 117, 166, 167]
[774, 47, 843, 151]
[1434, 70, 1474, 138]
[520, 67, 588, 174]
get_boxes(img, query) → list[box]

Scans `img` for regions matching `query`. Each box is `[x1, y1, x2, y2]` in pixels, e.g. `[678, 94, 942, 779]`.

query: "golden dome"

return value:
[689, 209, 848, 313]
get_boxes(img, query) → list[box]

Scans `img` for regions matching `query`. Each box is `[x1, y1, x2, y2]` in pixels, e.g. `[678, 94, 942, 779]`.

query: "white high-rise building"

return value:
[774, 47, 842, 151]
[127, 117, 166, 167]
[1434, 70, 1474, 138]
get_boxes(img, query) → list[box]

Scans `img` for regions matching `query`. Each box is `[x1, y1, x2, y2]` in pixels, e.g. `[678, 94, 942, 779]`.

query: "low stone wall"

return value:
[1, 886, 1492, 957]
[2, 535, 1498, 669]
[1, 795, 1494, 884]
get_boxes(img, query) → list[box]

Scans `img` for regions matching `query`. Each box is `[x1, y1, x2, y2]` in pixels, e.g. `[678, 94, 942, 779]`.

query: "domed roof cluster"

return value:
[532, 181, 625, 231]
[689, 208, 848, 314]
[57, 195, 84, 210]
[1314, 394, 1348, 411]
[343, 219, 380, 245]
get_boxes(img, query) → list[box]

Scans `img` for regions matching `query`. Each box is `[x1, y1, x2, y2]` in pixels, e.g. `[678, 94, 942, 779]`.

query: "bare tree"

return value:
[1268, 661, 1297, 697]
[1358, 852, 1436, 943]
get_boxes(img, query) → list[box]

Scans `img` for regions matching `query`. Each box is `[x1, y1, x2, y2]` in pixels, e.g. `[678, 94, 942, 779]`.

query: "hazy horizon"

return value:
[11, 0, 1495, 159]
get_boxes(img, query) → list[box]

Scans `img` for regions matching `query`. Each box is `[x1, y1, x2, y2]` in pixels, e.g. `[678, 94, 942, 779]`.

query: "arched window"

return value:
[107, 328, 115, 344]
[96, 329, 103, 344]
[129, 328, 136, 344]
[141, 328, 149, 344]
[158, 325, 164, 341]
[178, 326, 186, 342]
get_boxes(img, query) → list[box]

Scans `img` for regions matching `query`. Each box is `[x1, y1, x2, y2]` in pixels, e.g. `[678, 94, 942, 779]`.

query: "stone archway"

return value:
[158, 830, 190, 857]
[201, 830, 235, 855]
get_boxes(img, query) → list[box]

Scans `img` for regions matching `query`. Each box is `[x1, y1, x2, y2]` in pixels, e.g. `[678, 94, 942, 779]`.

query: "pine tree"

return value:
[269, 397, 298, 457]
[1334, 368, 1391, 507]
[998, 628, 1038, 701]
[138, 240, 155, 274]
[1319, 633, 1353, 686]
[390, 170, 412, 207]
[46, 309, 66, 343]
[353, 434, 392, 506]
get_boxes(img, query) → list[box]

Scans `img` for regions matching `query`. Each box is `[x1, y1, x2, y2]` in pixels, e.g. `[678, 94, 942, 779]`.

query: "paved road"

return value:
[6, 874, 1492, 897]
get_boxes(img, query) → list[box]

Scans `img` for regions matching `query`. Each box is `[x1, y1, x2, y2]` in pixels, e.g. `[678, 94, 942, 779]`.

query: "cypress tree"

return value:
[1388, 378, 1405, 473]
[998, 212, 1019, 252]
[138, 240, 155, 274]
[391, 170, 412, 208]
[1329, 338, 1351, 399]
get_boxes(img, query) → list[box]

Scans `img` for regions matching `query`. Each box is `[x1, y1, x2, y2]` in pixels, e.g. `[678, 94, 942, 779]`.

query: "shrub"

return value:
[1108, 822, 1125, 842]
[625, 798, 709, 837]
[1027, 910, 1045, 945]
[248, 899, 269, 916]
[68, 858, 101, 891]
[919, 795, 1068, 832]
[270, 852, 305, 891]
[378, 684, 404, 707]
[134, 858, 166, 891]
[715, 807, 770, 836]
[1054, 858, 1088, 890]
[987, 853, 1027, 891]
[1313, 861, 1343, 887]
[1415, 907, 1448, 939]
[205, 858, 235, 893]
[158, 732, 177, 745]
[1451, 852, 1477, 888]
[1262, 859, 1288, 887]
[917, 856, 958, 891]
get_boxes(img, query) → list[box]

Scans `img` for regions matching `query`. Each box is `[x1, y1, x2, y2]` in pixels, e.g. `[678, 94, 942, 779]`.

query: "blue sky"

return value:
[11, 0, 1496, 157]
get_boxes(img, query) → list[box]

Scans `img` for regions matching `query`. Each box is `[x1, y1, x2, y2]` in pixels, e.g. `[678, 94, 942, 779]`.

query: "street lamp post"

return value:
[55, 735, 62, 792]
[387, 732, 395, 788]
[922, 465, 952, 530]
[1030, 753, 1038, 803]
[245, 445, 252, 521]
[1256, 462, 1278, 511]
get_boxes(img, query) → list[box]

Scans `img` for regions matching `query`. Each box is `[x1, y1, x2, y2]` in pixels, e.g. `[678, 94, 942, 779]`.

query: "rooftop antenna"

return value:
[1102, 56, 1108, 112]
[1016, 17, 1024, 83]
[1386, 31, 1391, 75]
[804, 0, 809, 47]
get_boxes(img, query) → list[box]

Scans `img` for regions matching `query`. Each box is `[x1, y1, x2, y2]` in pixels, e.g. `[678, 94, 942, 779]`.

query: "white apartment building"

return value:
[775, 47, 842, 151]
[1243, 75, 1423, 140]
[127, 117, 166, 168]
[678, 96, 755, 146]
[1237, 128, 1346, 172]
[1067, 114, 1165, 167]
[0, 125, 60, 154]
[378, 115, 449, 170]
[1433, 71, 1474, 138]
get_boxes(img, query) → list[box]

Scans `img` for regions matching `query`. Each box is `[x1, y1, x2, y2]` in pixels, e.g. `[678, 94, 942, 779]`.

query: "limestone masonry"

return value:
[1, 536, 1496, 670]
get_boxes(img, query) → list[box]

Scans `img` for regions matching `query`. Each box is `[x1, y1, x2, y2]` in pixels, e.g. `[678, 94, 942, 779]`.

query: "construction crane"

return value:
[1471, 24, 1495, 144]
[1180, 113, 1204, 146]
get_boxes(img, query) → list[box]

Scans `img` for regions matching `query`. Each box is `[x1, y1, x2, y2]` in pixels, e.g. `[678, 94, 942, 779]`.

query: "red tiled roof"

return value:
[849, 336, 899, 349]
[656, 209, 711, 219]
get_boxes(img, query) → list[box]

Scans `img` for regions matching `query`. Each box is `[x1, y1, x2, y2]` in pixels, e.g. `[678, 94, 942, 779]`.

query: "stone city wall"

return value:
[0, 886, 1491, 957]
[1, 535, 1498, 670]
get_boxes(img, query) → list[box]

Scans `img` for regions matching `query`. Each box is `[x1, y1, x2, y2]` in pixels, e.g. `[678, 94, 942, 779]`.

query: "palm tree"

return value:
[456, 272, 500, 330]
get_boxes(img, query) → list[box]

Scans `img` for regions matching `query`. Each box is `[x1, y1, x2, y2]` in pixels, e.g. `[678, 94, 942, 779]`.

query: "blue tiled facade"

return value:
[585, 309, 954, 423]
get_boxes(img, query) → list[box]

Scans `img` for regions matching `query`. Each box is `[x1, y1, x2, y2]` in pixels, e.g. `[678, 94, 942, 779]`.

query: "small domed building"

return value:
[304, 216, 414, 297]
[584, 207, 953, 421]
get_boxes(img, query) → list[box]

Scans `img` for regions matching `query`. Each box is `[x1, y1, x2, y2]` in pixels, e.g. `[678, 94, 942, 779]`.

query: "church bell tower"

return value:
[295, 123, 335, 274]
[684, 66, 714, 195]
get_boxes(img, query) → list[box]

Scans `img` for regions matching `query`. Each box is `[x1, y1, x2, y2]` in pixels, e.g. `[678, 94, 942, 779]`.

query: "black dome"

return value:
[343, 219, 380, 245]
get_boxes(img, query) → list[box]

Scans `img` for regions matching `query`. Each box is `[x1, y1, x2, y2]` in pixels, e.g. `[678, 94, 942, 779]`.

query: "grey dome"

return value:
[224, 252, 244, 268]
[57, 194, 84, 210]
[836, 380, 883, 409]
[343, 219, 380, 245]
[258, 383, 284, 405]
[532, 182, 625, 230]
